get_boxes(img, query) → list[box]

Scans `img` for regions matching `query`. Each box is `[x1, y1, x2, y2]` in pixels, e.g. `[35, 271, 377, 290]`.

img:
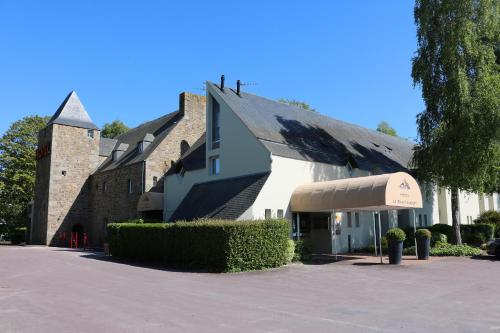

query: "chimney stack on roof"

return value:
[236, 80, 241, 96]
[220, 75, 225, 91]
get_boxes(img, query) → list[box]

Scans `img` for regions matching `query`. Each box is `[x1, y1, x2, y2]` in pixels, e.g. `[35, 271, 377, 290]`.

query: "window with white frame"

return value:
[210, 156, 220, 175]
[277, 209, 284, 219]
[265, 209, 272, 219]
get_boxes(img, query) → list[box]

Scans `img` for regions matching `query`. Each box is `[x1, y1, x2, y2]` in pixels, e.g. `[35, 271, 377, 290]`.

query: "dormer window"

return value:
[211, 96, 220, 149]
[112, 143, 129, 161]
[138, 133, 154, 153]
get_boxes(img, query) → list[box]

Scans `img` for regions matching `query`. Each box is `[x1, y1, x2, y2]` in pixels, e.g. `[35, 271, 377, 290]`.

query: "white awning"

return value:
[137, 192, 164, 212]
[290, 172, 423, 212]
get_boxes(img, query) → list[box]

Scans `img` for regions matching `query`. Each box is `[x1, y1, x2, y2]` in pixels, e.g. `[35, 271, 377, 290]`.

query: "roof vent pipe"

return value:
[220, 75, 225, 91]
[236, 80, 241, 96]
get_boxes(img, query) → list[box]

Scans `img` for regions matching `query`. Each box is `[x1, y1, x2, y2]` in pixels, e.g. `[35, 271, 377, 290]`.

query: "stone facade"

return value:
[32, 91, 206, 247]
[32, 124, 100, 245]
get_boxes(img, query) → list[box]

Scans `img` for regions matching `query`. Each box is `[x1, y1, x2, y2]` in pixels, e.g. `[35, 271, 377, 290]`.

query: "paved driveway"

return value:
[0, 246, 499, 333]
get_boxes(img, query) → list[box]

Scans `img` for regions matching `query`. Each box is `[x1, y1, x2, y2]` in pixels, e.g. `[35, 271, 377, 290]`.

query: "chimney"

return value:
[220, 75, 225, 91]
[179, 92, 207, 120]
[236, 80, 241, 96]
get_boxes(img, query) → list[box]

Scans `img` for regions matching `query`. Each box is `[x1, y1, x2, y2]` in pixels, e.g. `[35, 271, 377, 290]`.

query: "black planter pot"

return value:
[416, 237, 430, 260]
[388, 240, 403, 265]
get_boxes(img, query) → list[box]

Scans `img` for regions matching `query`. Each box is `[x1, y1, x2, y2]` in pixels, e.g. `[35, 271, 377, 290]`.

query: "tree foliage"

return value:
[278, 98, 316, 112]
[376, 121, 398, 136]
[412, 0, 500, 193]
[0, 115, 49, 228]
[101, 120, 129, 138]
[411, 0, 500, 243]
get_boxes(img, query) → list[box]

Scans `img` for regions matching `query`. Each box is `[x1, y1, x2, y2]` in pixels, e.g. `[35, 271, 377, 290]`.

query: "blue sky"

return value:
[0, 1, 423, 140]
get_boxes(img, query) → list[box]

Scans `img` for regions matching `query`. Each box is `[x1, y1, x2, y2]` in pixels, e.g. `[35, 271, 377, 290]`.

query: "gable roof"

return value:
[96, 111, 182, 172]
[99, 137, 118, 157]
[48, 91, 98, 130]
[166, 134, 206, 176]
[169, 172, 270, 222]
[208, 82, 414, 173]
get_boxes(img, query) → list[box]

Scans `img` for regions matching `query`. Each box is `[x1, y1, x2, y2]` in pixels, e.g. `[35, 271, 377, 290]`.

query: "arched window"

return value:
[180, 140, 190, 156]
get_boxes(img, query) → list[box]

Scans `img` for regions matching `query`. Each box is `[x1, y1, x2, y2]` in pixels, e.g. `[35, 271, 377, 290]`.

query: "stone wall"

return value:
[31, 126, 53, 244]
[33, 124, 100, 245]
[89, 162, 144, 246]
[145, 93, 206, 192]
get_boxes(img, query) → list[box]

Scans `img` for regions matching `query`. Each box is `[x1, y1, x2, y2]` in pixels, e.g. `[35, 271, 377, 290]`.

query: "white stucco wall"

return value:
[164, 85, 272, 221]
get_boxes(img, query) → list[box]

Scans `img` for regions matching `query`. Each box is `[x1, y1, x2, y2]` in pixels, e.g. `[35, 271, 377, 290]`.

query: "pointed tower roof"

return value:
[47, 91, 98, 130]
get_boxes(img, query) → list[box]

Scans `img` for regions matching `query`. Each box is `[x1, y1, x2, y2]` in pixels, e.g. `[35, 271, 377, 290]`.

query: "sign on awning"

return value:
[290, 172, 423, 212]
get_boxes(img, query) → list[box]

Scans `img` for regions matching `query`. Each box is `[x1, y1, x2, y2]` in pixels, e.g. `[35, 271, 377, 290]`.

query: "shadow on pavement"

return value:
[79, 252, 216, 274]
[470, 254, 500, 262]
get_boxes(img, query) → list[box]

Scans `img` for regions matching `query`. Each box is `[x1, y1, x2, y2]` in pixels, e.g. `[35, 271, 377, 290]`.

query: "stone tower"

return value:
[32, 91, 100, 245]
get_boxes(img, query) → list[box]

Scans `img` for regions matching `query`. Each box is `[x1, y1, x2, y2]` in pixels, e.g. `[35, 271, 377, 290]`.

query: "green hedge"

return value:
[460, 224, 494, 245]
[474, 210, 500, 238]
[107, 219, 291, 272]
[10, 227, 26, 244]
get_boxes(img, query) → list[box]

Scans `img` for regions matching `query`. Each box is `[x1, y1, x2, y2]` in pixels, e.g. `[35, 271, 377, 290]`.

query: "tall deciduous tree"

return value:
[412, 0, 500, 244]
[376, 121, 398, 137]
[0, 116, 49, 228]
[278, 98, 316, 112]
[101, 120, 129, 138]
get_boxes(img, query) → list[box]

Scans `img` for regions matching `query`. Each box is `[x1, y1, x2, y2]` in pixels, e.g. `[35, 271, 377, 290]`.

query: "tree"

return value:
[0, 115, 49, 229]
[376, 121, 398, 136]
[411, 0, 500, 244]
[101, 120, 129, 138]
[278, 98, 316, 112]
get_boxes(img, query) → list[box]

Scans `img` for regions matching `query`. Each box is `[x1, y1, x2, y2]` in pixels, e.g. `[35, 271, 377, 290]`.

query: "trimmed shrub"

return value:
[461, 224, 494, 245]
[285, 240, 295, 263]
[428, 224, 454, 242]
[430, 243, 483, 256]
[431, 232, 447, 245]
[415, 228, 431, 239]
[386, 228, 406, 242]
[474, 210, 500, 225]
[10, 227, 26, 244]
[474, 210, 500, 238]
[107, 219, 291, 272]
[293, 238, 314, 262]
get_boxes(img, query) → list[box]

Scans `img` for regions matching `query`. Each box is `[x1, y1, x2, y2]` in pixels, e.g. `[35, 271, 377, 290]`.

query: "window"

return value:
[210, 156, 220, 175]
[180, 140, 190, 155]
[347, 212, 352, 228]
[418, 214, 422, 226]
[355, 213, 360, 228]
[153, 176, 158, 187]
[138, 142, 144, 153]
[346, 162, 354, 177]
[87, 129, 94, 138]
[265, 209, 272, 219]
[61, 170, 67, 176]
[128, 179, 133, 194]
[277, 209, 284, 219]
[424, 214, 428, 226]
[211, 96, 220, 149]
[103, 181, 107, 193]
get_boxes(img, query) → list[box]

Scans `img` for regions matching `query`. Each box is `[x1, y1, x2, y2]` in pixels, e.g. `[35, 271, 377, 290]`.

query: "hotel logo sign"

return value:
[399, 179, 411, 190]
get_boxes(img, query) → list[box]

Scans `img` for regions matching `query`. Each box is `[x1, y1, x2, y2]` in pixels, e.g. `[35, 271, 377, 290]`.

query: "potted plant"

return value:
[385, 228, 406, 264]
[415, 228, 431, 260]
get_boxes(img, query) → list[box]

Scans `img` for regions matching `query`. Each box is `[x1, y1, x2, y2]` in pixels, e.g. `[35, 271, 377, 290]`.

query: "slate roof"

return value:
[169, 172, 270, 222]
[99, 138, 118, 157]
[167, 134, 206, 176]
[48, 91, 99, 130]
[208, 82, 414, 173]
[96, 111, 182, 172]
